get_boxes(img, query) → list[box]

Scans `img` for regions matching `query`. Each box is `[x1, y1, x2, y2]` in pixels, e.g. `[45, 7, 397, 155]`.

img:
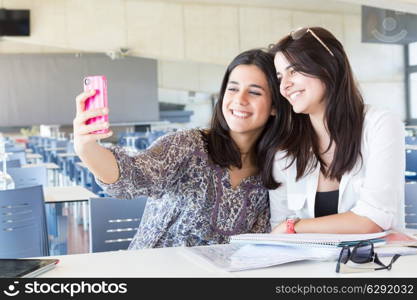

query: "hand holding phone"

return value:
[83, 75, 109, 134]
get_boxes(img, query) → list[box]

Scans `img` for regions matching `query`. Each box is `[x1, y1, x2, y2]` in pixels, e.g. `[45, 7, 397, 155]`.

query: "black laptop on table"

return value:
[0, 259, 59, 278]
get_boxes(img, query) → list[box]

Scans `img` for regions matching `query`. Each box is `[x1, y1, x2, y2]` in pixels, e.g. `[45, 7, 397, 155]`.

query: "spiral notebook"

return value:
[230, 231, 388, 247]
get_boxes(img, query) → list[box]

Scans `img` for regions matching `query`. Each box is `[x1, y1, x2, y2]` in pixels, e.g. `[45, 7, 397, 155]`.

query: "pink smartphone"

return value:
[83, 75, 109, 134]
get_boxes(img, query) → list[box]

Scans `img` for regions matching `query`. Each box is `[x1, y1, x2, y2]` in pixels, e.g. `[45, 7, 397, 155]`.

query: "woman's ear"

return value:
[271, 108, 277, 116]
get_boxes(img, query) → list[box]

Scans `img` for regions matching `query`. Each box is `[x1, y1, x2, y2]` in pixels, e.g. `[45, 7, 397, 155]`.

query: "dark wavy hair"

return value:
[269, 27, 365, 181]
[201, 48, 292, 189]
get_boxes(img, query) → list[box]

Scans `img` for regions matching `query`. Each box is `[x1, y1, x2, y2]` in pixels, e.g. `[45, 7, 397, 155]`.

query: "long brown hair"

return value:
[269, 27, 364, 181]
[202, 49, 292, 189]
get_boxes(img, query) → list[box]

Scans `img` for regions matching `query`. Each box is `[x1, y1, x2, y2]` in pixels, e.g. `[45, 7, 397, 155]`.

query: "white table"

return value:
[76, 162, 87, 168]
[26, 153, 42, 160]
[37, 245, 417, 278]
[23, 162, 60, 170]
[43, 186, 97, 203]
[26, 153, 43, 164]
[44, 147, 67, 152]
[57, 153, 78, 158]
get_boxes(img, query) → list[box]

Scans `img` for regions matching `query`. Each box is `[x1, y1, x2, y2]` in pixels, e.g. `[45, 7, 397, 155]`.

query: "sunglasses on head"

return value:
[336, 241, 401, 273]
[290, 27, 335, 57]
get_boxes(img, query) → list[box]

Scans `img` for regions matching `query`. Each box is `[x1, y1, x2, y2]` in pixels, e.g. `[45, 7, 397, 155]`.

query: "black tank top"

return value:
[314, 190, 339, 218]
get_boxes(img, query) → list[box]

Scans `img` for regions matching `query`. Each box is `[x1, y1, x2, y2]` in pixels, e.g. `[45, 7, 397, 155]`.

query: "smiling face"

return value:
[274, 52, 326, 116]
[222, 64, 276, 140]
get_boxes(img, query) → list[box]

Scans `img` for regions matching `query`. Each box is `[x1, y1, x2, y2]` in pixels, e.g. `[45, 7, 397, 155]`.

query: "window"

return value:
[410, 73, 417, 119]
[409, 42, 417, 66]
[406, 43, 417, 124]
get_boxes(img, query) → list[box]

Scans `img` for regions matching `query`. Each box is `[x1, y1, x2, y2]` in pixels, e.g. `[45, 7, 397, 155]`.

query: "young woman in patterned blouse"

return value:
[72, 49, 292, 249]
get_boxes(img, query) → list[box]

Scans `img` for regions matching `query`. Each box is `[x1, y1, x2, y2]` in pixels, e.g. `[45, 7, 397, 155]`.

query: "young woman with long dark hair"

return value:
[268, 27, 404, 234]
[72, 49, 292, 249]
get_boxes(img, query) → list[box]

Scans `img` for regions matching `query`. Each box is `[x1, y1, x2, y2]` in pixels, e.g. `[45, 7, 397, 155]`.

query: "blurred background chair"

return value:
[147, 130, 167, 145]
[0, 159, 21, 169]
[135, 137, 150, 150]
[406, 149, 417, 182]
[406, 136, 417, 146]
[7, 151, 27, 165]
[88, 174, 106, 197]
[45, 139, 67, 164]
[5, 144, 25, 153]
[0, 185, 49, 258]
[8, 166, 47, 189]
[405, 182, 417, 229]
[88, 196, 147, 253]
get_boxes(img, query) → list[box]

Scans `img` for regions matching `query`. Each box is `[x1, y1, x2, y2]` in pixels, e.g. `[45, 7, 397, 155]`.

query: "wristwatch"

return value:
[285, 216, 300, 234]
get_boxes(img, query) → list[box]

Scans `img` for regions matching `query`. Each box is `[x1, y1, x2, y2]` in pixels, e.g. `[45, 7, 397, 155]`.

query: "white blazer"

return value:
[269, 105, 405, 231]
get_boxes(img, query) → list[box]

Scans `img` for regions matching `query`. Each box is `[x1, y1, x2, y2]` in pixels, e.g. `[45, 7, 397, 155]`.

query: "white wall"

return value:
[0, 0, 406, 123]
[156, 3, 405, 122]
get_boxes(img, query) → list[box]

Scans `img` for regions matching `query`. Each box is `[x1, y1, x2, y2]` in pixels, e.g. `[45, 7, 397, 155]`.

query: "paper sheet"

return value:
[230, 231, 388, 246]
[187, 243, 340, 272]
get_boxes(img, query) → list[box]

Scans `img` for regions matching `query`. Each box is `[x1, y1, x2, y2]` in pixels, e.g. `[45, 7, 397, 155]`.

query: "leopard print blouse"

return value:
[96, 129, 270, 249]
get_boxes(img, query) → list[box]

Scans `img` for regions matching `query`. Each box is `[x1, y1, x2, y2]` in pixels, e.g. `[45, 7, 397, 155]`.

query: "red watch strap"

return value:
[286, 219, 297, 234]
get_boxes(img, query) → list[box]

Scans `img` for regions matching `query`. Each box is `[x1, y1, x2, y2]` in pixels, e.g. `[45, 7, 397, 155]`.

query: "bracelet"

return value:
[286, 218, 300, 234]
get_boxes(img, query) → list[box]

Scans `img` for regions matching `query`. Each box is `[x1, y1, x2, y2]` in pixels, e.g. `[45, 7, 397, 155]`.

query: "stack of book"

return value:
[187, 231, 417, 272]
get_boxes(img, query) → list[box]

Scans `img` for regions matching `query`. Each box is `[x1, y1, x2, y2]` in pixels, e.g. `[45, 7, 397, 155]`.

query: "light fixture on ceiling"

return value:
[106, 47, 130, 60]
